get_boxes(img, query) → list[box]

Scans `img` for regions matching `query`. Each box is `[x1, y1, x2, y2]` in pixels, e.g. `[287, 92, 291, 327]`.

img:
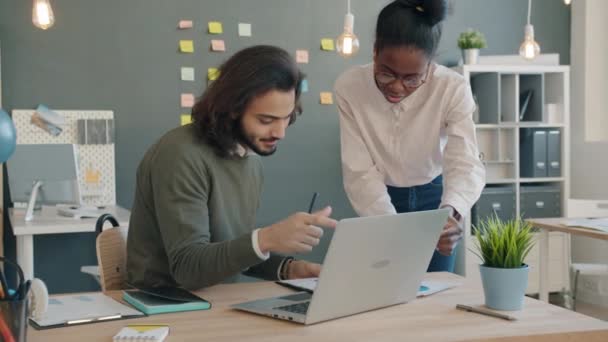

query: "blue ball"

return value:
[0, 109, 17, 163]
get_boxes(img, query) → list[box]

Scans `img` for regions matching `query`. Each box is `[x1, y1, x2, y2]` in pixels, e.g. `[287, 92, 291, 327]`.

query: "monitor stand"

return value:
[25, 180, 43, 222]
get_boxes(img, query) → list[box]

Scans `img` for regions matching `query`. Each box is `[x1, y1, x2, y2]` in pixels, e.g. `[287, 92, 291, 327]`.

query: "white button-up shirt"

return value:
[334, 63, 485, 218]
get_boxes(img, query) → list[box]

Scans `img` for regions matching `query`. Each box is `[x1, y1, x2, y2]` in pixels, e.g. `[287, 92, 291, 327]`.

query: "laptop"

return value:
[232, 208, 450, 325]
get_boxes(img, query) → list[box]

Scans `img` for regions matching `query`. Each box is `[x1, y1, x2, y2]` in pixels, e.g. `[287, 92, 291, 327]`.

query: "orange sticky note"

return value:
[208, 68, 220, 81]
[208, 21, 223, 34]
[296, 50, 309, 64]
[320, 92, 333, 105]
[211, 39, 226, 52]
[179, 40, 194, 53]
[181, 114, 193, 126]
[181, 93, 195, 108]
[178, 20, 193, 29]
[321, 38, 335, 51]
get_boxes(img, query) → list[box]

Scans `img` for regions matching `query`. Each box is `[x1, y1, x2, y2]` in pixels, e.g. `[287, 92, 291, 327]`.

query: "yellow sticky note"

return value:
[208, 21, 223, 34]
[208, 68, 220, 81]
[321, 38, 335, 51]
[181, 114, 193, 126]
[320, 92, 334, 105]
[179, 40, 194, 53]
[211, 39, 226, 52]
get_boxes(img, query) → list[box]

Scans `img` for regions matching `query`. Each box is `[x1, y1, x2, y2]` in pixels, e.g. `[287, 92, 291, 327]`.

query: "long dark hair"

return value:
[191, 45, 304, 158]
[375, 0, 448, 57]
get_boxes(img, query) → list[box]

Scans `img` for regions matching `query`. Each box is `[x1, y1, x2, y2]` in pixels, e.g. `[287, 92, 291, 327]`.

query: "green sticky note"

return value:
[208, 68, 220, 81]
[181, 114, 193, 126]
[321, 38, 335, 51]
[179, 40, 194, 53]
[208, 21, 223, 34]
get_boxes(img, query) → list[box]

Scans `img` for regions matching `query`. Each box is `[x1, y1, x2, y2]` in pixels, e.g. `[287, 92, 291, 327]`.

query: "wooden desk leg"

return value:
[16, 235, 34, 280]
[539, 229, 550, 302]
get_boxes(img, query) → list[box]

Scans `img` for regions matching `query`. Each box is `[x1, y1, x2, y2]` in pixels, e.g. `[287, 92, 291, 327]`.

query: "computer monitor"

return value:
[7, 144, 81, 220]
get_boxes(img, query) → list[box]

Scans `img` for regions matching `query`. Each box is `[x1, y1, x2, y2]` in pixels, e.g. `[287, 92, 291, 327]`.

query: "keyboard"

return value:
[274, 301, 310, 314]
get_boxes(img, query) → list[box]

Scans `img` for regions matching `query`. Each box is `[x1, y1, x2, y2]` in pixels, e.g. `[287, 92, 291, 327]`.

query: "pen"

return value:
[0, 270, 8, 300]
[67, 314, 123, 325]
[308, 192, 319, 214]
[456, 304, 517, 321]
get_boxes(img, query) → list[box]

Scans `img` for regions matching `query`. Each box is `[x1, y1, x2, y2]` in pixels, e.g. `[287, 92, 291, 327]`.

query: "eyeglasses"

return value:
[375, 62, 432, 89]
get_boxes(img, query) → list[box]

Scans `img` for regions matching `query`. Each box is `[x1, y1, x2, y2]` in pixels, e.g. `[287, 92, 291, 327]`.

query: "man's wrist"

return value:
[257, 226, 273, 254]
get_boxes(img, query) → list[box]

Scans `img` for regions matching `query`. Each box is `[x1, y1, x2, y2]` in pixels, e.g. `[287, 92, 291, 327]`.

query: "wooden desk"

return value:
[27, 273, 608, 342]
[527, 217, 608, 302]
[9, 205, 130, 279]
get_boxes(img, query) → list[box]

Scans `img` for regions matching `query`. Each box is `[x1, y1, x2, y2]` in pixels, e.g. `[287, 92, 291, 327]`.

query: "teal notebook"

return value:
[123, 287, 211, 315]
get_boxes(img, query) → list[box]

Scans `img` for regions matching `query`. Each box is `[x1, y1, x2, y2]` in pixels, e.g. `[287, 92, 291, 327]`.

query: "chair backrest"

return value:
[567, 199, 608, 218]
[96, 226, 128, 291]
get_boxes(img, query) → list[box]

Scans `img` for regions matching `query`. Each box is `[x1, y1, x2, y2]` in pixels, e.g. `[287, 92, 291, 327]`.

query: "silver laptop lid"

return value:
[305, 208, 449, 324]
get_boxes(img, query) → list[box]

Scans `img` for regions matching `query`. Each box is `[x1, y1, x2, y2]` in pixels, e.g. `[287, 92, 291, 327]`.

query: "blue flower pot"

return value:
[479, 264, 529, 311]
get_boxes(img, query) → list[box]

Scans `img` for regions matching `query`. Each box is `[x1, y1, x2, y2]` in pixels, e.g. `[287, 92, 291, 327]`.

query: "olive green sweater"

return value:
[126, 124, 284, 289]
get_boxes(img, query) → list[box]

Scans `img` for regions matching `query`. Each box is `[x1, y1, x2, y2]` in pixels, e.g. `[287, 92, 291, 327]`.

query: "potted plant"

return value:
[457, 29, 487, 65]
[472, 215, 535, 311]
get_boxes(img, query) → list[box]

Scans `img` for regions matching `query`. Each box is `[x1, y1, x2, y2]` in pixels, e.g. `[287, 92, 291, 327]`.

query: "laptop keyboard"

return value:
[274, 301, 310, 314]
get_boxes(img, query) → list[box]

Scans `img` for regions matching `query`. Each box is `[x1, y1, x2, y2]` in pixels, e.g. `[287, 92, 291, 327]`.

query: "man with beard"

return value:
[127, 45, 337, 290]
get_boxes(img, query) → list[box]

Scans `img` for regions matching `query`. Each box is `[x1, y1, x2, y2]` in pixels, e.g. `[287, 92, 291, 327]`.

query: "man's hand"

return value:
[258, 206, 337, 254]
[436, 216, 463, 256]
[287, 260, 321, 279]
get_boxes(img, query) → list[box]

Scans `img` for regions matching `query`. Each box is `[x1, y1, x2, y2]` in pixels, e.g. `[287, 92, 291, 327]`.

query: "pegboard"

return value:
[11, 110, 116, 206]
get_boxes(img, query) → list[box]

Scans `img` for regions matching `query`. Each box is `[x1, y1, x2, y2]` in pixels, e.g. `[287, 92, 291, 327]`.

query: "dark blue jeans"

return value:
[387, 175, 456, 273]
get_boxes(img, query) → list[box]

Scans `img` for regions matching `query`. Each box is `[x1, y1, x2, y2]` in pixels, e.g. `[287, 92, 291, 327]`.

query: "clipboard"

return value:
[29, 293, 145, 330]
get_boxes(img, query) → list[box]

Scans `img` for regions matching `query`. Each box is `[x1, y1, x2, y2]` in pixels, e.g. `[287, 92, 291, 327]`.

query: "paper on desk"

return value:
[31, 293, 144, 328]
[277, 278, 460, 297]
[566, 218, 608, 233]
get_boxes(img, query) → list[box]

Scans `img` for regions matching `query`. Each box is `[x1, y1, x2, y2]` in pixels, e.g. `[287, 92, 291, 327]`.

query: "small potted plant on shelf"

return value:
[472, 215, 535, 311]
[457, 29, 487, 65]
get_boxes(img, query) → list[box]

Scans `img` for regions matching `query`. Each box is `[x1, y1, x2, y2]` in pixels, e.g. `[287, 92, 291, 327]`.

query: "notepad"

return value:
[123, 288, 211, 315]
[114, 325, 169, 341]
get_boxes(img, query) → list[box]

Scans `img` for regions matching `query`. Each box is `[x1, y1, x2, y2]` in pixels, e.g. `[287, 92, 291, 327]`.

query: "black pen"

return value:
[308, 192, 319, 214]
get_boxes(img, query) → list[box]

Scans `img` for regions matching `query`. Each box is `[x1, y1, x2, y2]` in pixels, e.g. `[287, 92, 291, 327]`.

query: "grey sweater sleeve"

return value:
[150, 147, 265, 290]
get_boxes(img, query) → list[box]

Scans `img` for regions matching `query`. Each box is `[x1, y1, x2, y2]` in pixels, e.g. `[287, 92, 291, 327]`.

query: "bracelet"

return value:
[280, 257, 294, 280]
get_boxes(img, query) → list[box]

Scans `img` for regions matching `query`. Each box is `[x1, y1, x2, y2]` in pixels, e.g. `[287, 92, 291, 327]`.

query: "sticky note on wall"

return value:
[178, 20, 193, 29]
[296, 50, 309, 64]
[208, 21, 223, 34]
[181, 93, 195, 108]
[300, 79, 309, 93]
[320, 92, 333, 105]
[321, 39, 335, 51]
[208, 68, 220, 81]
[179, 40, 194, 53]
[181, 114, 193, 126]
[238, 23, 252, 37]
[211, 39, 226, 52]
[181, 67, 195, 81]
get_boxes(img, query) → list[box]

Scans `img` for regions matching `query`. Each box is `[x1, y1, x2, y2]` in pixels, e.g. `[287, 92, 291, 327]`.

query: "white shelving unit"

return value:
[454, 64, 571, 295]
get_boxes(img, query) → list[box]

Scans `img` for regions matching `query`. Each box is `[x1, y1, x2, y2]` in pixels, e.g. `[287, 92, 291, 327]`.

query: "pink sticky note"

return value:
[296, 50, 309, 64]
[178, 20, 193, 29]
[181, 93, 195, 108]
[211, 39, 226, 52]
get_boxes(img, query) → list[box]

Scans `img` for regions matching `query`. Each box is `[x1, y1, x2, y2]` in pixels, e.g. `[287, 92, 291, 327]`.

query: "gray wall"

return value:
[0, 0, 571, 293]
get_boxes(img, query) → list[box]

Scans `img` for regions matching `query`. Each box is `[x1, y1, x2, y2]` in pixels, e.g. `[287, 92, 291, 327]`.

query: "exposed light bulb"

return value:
[336, 1, 360, 58]
[33, 0, 55, 30]
[564, 0, 572, 5]
[519, 24, 541, 60]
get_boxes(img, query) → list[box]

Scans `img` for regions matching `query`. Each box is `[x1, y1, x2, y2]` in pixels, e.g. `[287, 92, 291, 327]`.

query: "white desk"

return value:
[9, 205, 130, 279]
